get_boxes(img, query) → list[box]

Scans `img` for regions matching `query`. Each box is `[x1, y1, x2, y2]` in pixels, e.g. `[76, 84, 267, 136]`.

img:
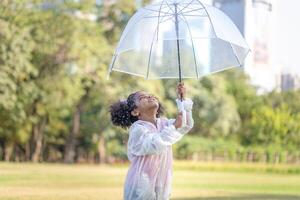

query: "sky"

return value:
[276, 0, 300, 75]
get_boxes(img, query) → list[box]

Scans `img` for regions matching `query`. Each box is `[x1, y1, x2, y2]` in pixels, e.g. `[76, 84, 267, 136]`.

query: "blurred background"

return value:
[0, 0, 300, 200]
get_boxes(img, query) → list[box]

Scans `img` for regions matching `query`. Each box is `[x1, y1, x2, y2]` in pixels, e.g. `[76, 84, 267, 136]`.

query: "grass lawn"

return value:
[0, 161, 300, 200]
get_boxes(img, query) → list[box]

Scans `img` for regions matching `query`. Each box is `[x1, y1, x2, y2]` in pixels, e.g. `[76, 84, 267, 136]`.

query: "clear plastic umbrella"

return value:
[107, 0, 250, 82]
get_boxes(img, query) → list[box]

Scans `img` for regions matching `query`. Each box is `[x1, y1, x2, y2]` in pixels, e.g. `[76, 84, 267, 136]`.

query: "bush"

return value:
[173, 136, 300, 163]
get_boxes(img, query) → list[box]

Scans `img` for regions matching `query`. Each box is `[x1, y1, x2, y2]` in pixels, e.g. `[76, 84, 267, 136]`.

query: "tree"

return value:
[0, 1, 37, 161]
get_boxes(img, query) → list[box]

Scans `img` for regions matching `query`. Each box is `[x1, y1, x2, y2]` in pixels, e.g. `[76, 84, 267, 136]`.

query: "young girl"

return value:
[109, 83, 194, 200]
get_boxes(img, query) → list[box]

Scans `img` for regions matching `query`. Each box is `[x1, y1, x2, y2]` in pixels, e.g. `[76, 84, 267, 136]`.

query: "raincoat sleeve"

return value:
[128, 123, 184, 156]
[167, 98, 194, 135]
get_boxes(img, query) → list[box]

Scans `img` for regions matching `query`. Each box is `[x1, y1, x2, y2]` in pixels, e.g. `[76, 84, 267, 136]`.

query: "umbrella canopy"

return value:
[107, 0, 250, 80]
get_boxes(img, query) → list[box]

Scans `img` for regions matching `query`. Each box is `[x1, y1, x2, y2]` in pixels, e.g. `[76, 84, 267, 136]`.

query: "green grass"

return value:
[0, 161, 300, 200]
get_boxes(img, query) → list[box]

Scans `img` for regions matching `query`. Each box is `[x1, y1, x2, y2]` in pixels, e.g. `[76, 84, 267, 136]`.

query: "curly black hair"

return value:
[109, 91, 164, 129]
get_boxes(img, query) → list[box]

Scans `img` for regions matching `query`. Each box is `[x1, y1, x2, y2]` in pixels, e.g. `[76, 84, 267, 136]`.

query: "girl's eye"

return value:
[139, 95, 150, 100]
[139, 96, 146, 100]
[138, 95, 157, 100]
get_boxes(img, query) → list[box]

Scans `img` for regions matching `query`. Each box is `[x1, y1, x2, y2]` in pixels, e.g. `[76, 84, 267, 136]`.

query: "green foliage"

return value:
[190, 75, 241, 138]
[173, 135, 242, 160]
[243, 103, 300, 149]
[221, 69, 262, 121]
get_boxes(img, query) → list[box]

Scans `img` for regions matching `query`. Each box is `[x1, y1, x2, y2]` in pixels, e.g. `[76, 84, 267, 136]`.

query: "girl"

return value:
[109, 83, 194, 200]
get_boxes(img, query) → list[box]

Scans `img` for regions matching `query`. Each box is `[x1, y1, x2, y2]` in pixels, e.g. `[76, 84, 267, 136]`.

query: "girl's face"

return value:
[131, 91, 159, 117]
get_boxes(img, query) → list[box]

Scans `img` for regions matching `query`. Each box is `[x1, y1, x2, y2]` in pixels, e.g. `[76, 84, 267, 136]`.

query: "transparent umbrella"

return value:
[107, 0, 250, 85]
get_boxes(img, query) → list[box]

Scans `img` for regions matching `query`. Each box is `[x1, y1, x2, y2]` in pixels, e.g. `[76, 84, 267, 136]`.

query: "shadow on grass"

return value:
[172, 194, 300, 200]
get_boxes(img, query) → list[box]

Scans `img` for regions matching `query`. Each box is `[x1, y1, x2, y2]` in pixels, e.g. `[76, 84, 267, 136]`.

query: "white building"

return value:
[277, 71, 300, 92]
[213, 0, 280, 93]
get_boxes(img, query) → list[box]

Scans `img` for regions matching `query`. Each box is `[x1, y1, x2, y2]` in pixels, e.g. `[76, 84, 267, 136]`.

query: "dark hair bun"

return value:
[109, 100, 133, 129]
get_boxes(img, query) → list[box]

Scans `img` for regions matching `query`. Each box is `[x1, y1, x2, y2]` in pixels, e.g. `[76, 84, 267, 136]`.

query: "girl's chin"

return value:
[148, 102, 159, 108]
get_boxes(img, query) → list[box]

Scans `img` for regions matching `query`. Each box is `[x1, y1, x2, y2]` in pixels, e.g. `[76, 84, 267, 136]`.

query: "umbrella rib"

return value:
[144, 13, 177, 25]
[143, 6, 171, 15]
[144, 14, 207, 18]
[165, 1, 175, 15]
[180, 14, 207, 17]
[179, 14, 200, 79]
[119, 9, 161, 45]
[142, 9, 170, 15]
[196, 0, 217, 38]
[176, 0, 196, 14]
[144, 14, 174, 18]
[159, 14, 177, 24]
[229, 43, 242, 66]
[148, 2, 177, 25]
[147, 0, 165, 79]
[159, 4, 176, 24]
[110, 8, 159, 78]
[165, 1, 177, 23]
[179, 8, 205, 15]
[156, 0, 166, 41]
[146, 28, 159, 79]
[106, 53, 117, 79]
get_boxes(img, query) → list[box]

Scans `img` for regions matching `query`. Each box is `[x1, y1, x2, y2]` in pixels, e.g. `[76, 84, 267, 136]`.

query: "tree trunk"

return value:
[4, 142, 14, 162]
[64, 102, 84, 163]
[31, 117, 47, 163]
[64, 85, 91, 164]
[25, 142, 31, 161]
[98, 133, 106, 164]
[0, 141, 4, 160]
[14, 145, 21, 162]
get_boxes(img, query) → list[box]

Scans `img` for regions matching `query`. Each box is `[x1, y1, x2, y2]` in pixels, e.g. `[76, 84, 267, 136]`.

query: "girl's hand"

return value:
[176, 82, 186, 100]
[174, 112, 183, 129]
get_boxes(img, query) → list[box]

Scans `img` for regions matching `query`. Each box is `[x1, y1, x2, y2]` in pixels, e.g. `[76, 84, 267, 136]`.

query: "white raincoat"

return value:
[124, 98, 194, 200]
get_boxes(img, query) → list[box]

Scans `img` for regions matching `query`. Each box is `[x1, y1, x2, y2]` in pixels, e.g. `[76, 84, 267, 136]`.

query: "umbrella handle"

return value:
[178, 80, 183, 102]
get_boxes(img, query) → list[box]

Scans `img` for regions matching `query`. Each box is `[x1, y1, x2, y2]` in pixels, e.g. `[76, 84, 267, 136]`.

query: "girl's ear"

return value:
[131, 109, 139, 117]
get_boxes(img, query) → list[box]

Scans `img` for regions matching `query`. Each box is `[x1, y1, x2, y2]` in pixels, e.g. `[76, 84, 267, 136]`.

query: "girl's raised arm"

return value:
[168, 98, 194, 135]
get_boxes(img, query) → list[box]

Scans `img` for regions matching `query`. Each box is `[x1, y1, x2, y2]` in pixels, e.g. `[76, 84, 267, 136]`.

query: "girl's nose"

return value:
[147, 95, 155, 101]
